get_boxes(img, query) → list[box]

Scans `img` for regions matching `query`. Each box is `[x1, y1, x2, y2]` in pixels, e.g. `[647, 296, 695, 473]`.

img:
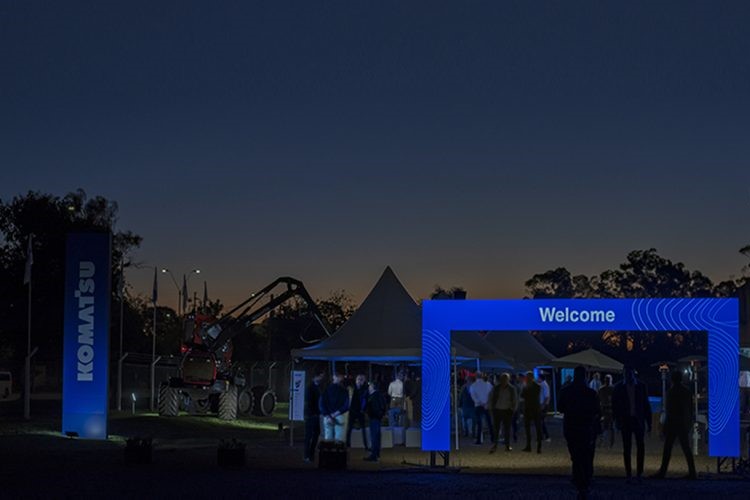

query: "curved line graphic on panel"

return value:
[422, 328, 450, 433]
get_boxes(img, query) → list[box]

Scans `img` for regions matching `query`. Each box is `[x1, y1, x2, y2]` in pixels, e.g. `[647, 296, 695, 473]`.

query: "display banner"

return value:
[290, 370, 306, 422]
[62, 232, 111, 439]
[421, 298, 739, 457]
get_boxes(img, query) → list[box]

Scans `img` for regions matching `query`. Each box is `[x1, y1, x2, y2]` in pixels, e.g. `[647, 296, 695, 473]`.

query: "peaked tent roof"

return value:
[292, 267, 553, 366]
[549, 348, 624, 372]
[292, 266, 449, 361]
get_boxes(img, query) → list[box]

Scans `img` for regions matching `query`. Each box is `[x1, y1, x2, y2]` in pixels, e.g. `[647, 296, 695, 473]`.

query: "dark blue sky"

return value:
[2, 1, 750, 307]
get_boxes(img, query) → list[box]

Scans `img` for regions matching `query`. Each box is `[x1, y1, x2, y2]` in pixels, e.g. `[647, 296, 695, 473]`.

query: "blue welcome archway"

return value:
[421, 298, 739, 457]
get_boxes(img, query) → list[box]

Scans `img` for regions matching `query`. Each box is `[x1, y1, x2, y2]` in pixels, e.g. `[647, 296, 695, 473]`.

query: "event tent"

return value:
[292, 267, 554, 368]
[291, 267, 477, 361]
[550, 348, 624, 372]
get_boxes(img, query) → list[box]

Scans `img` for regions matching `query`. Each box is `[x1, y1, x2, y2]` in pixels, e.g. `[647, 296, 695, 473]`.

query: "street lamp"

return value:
[162, 268, 201, 316]
[161, 269, 182, 316]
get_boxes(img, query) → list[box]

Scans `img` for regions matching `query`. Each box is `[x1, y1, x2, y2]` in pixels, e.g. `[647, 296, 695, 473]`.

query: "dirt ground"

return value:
[1, 401, 749, 499]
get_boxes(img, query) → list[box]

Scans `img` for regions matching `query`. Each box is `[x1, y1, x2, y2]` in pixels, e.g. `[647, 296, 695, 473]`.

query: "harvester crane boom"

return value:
[200, 277, 331, 353]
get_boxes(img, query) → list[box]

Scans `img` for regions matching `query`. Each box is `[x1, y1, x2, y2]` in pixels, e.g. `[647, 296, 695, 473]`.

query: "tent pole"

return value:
[368, 362, 372, 381]
[552, 368, 558, 414]
[454, 353, 459, 451]
[475, 358, 480, 372]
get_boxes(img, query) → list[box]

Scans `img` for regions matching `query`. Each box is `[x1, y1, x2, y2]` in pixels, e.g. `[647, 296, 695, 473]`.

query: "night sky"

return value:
[2, 1, 750, 309]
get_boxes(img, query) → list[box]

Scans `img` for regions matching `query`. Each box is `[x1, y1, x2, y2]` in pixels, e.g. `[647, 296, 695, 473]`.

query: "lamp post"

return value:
[161, 268, 201, 316]
[161, 269, 182, 316]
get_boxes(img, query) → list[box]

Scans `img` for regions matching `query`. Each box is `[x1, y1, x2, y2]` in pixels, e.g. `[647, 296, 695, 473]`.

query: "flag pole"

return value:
[24, 234, 33, 420]
[151, 266, 157, 411]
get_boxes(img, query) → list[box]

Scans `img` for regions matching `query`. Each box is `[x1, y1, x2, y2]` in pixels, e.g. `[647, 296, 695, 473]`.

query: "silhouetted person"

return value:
[303, 370, 325, 462]
[612, 366, 651, 480]
[598, 374, 615, 447]
[539, 373, 551, 441]
[346, 374, 368, 449]
[459, 376, 476, 438]
[559, 366, 601, 500]
[651, 371, 697, 479]
[489, 372, 518, 452]
[364, 381, 386, 462]
[521, 371, 543, 453]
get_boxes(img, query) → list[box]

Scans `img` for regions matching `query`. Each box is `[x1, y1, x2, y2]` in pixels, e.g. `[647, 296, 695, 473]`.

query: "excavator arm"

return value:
[197, 277, 331, 355]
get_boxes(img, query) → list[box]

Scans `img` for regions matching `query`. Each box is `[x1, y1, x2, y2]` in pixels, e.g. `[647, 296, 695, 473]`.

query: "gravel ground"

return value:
[1, 407, 748, 499]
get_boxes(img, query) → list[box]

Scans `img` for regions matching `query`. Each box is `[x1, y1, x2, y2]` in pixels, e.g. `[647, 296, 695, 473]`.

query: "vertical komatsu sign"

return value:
[62, 232, 111, 439]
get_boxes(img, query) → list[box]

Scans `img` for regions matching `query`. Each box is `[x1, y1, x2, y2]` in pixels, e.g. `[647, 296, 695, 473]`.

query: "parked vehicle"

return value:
[158, 277, 330, 420]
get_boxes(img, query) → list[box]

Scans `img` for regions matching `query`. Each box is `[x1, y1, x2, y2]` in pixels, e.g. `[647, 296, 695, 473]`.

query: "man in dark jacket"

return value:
[489, 373, 518, 452]
[320, 371, 350, 443]
[303, 370, 325, 462]
[364, 381, 386, 462]
[559, 366, 601, 499]
[612, 366, 652, 480]
[521, 371, 543, 453]
[651, 371, 697, 479]
[346, 374, 369, 449]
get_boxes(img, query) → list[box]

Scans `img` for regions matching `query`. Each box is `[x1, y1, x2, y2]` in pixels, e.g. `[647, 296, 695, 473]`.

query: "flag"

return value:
[202, 281, 208, 311]
[152, 267, 158, 304]
[115, 266, 124, 299]
[182, 274, 188, 312]
[23, 234, 33, 285]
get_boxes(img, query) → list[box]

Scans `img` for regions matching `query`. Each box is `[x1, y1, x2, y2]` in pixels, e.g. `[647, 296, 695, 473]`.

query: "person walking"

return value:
[364, 381, 386, 462]
[489, 372, 518, 452]
[346, 374, 369, 449]
[521, 371, 543, 453]
[303, 370, 325, 462]
[612, 366, 651, 481]
[469, 372, 494, 445]
[650, 371, 697, 479]
[598, 374, 615, 448]
[559, 366, 601, 500]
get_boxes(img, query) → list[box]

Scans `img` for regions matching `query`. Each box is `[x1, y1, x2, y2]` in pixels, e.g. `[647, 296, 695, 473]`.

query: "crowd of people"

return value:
[458, 370, 551, 453]
[559, 365, 697, 499]
[459, 366, 698, 499]
[303, 365, 699, 499]
[303, 369, 420, 464]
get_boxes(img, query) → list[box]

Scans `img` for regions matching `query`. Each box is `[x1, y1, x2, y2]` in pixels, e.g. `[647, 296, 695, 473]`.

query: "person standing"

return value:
[469, 372, 494, 445]
[539, 374, 551, 442]
[303, 370, 325, 462]
[598, 374, 615, 448]
[510, 373, 522, 443]
[612, 366, 652, 480]
[521, 371, 543, 453]
[346, 374, 369, 449]
[387, 372, 405, 427]
[559, 366, 601, 500]
[364, 381, 386, 462]
[489, 372, 518, 452]
[320, 372, 350, 443]
[651, 371, 697, 479]
[589, 372, 602, 393]
[459, 376, 476, 438]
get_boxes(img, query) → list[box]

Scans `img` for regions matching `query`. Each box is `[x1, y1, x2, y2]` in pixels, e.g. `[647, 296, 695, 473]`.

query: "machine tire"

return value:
[251, 386, 277, 417]
[188, 397, 210, 415]
[238, 388, 254, 415]
[158, 383, 180, 417]
[218, 384, 238, 420]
